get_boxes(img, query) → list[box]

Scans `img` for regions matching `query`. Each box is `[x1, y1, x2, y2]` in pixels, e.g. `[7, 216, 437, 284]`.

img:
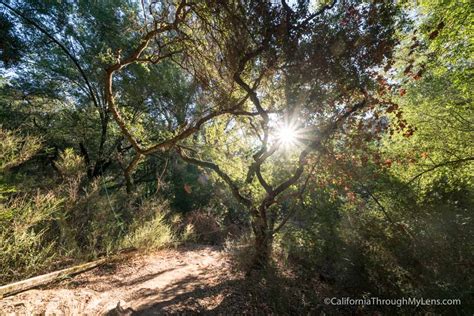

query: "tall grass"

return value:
[0, 192, 63, 284]
[0, 135, 177, 284]
[120, 212, 175, 251]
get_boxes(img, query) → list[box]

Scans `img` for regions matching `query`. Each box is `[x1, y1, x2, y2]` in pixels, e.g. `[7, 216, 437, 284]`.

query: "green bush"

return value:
[0, 192, 63, 284]
[277, 181, 473, 314]
[120, 212, 175, 251]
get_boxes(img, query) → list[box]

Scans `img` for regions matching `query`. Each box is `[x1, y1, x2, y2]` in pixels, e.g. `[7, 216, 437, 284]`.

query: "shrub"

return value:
[182, 210, 223, 244]
[118, 198, 176, 250]
[120, 212, 174, 251]
[0, 192, 63, 284]
[0, 128, 41, 173]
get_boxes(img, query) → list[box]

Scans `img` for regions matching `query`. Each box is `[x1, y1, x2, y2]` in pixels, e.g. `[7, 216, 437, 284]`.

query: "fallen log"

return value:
[0, 258, 107, 299]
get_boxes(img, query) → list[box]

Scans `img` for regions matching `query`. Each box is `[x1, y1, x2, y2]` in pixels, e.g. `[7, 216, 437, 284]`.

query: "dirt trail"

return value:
[0, 245, 241, 315]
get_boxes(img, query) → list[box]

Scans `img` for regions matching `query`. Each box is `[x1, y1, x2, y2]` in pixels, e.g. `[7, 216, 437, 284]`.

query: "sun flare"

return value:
[277, 126, 298, 147]
[271, 119, 304, 150]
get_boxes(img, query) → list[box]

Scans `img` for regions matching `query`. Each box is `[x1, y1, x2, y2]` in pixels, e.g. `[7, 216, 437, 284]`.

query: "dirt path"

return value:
[0, 245, 243, 315]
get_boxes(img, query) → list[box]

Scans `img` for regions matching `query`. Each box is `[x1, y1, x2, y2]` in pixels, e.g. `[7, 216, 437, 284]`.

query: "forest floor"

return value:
[0, 245, 255, 315]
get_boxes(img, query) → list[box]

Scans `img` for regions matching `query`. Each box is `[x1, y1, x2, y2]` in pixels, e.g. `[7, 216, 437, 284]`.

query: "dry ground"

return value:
[0, 245, 250, 315]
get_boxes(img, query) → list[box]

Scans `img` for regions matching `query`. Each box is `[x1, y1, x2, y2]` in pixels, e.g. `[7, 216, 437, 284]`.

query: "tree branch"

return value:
[0, 1, 100, 110]
[408, 157, 474, 185]
[298, 0, 338, 30]
[271, 162, 317, 234]
[176, 146, 252, 208]
[265, 99, 366, 206]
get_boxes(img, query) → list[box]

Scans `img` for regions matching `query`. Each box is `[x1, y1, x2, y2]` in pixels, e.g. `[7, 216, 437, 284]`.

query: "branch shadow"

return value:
[106, 266, 321, 315]
[131, 278, 243, 315]
[120, 268, 178, 287]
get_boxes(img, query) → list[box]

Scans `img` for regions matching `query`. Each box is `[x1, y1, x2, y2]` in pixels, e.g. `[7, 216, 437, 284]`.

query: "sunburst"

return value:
[272, 119, 304, 150]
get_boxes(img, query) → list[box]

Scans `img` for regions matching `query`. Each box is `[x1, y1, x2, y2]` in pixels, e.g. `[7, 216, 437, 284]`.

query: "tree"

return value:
[0, 0, 141, 182]
[0, 1, 194, 193]
[170, 0, 401, 267]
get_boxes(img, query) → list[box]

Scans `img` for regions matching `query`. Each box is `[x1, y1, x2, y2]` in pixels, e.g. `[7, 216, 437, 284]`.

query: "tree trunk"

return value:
[124, 171, 133, 194]
[124, 154, 142, 194]
[250, 209, 272, 269]
[252, 230, 271, 268]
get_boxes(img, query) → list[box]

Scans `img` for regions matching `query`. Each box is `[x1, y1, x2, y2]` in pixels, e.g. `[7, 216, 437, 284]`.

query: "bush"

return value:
[120, 212, 174, 251]
[0, 128, 41, 173]
[0, 192, 63, 284]
[276, 183, 473, 314]
[182, 210, 223, 244]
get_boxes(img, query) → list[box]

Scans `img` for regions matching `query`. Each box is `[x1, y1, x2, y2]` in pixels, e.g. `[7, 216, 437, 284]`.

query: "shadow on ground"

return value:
[106, 267, 328, 315]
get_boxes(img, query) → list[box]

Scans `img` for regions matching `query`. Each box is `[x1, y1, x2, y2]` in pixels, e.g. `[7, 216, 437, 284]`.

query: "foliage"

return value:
[0, 127, 60, 283]
[0, 128, 41, 173]
[121, 213, 174, 252]
[0, 192, 62, 284]
[274, 1, 473, 313]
